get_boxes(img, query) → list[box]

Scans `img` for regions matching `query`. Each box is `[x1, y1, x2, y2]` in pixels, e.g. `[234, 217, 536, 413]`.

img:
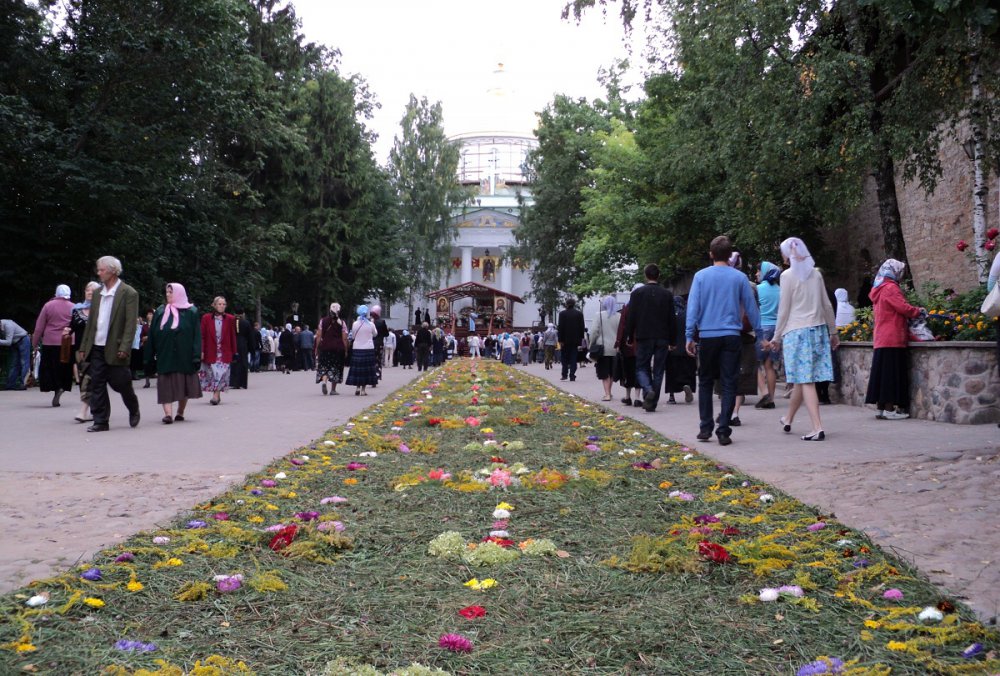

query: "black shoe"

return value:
[696, 431, 712, 441]
[569, 376, 576, 381]
[560, 377, 568, 381]
[668, 396, 676, 404]
[87, 423, 109, 433]
[717, 434, 732, 446]
[620, 397, 631, 405]
[129, 410, 140, 428]
[633, 399, 643, 407]
[801, 431, 825, 441]
[321, 383, 328, 395]
[643, 389, 656, 407]
[730, 417, 741, 427]
[52, 389, 63, 407]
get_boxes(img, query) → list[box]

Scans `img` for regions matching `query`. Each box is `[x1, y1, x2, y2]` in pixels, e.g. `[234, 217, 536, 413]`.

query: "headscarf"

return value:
[600, 294, 617, 316]
[285, 323, 292, 331]
[760, 261, 780, 285]
[160, 282, 194, 329]
[329, 302, 341, 315]
[834, 288, 856, 327]
[402, 330, 409, 337]
[370, 305, 381, 317]
[727, 252, 743, 269]
[546, 322, 554, 329]
[779, 237, 815, 282]
[873, 259, 905, 289]
[55, 284, 71, 300]
[356, 305, 369, 322]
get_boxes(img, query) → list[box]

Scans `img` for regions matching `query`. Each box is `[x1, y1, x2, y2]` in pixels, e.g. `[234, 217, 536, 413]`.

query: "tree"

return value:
[388, 95, 468, 317]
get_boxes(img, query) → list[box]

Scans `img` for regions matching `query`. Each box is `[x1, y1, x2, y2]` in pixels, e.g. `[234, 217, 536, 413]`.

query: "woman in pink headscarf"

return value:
[144, 283, 202, 423]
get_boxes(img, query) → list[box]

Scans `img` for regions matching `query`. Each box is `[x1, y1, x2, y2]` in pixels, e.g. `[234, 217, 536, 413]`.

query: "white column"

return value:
[461, 246, 473, 284]
[500, 245, 512, 294]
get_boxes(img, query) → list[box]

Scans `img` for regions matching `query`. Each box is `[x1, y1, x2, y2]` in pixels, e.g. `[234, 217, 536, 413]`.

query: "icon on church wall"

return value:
[494, 297, 507, 315]
[436, 297, 451, 315]
[482, 256, 497, 282]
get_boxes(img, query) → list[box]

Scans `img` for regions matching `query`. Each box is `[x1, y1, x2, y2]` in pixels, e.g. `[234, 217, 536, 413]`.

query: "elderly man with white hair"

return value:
[78, 256, 141, 432]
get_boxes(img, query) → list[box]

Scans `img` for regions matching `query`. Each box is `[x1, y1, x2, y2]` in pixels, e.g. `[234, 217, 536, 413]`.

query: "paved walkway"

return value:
[2, 360, 998, 623]
[529, 361, 1000, 623]
[0, 366, 422, 594]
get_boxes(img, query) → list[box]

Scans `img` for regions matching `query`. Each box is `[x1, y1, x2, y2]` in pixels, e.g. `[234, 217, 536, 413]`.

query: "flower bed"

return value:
[836, 342, 1000, 424]
[1, 360, 997, 674]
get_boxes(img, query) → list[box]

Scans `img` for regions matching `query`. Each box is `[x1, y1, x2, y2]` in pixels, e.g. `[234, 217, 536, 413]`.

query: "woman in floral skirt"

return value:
[200, 296, 237, 405]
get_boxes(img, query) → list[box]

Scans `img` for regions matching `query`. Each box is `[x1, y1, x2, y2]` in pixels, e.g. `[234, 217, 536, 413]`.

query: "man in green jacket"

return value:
[78, 255, 140, 432]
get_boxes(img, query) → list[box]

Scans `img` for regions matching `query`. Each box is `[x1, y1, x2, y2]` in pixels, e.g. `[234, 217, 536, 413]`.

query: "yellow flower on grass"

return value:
[126, 580, 144, 592]
[83, 597, 105, 608]
[344, 478, 359, 485]
[495, 502, 514, 511]
[659, 481, 673, 489]
[886, 640, 909, 651]
[464, 577, 497, 590]
[248, 515, 264, 524]
[154, 557, 184, 569]
[864, 619, 881, 629]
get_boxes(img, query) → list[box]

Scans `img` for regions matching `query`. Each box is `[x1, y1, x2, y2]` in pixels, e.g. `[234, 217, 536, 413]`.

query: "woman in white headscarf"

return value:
[315, 302, 348, 395]
[769, 237, 838, 440]
[589, 294, 621, 401]
[33, 284, 75, 406]
[834, 288, 856, 328]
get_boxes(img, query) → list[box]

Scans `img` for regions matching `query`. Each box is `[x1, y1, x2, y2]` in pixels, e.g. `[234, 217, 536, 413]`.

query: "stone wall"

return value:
[835, 342, 1000, 424]
[825, 123, 1000, 302]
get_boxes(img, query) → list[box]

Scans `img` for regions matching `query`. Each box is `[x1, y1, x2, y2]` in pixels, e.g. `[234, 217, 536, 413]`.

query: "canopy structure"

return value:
[426, 282, 523, 333]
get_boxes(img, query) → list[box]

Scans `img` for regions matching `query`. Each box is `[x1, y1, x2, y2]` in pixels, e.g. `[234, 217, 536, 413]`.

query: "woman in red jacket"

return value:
[199, 296, 237, 405]
[864, 259, 923, 420]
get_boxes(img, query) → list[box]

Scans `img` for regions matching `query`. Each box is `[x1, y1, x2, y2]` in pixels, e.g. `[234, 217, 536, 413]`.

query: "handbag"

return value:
[59, 333, 73, 364]
[981, 283, 1000, 317]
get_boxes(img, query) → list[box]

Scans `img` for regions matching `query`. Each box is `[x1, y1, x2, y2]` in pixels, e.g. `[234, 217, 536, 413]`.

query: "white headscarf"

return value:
[55, 284, 71, 299]
[779, 237, 815, 282]
[834, 288, 856, 328]
[600, 295, 617, 316]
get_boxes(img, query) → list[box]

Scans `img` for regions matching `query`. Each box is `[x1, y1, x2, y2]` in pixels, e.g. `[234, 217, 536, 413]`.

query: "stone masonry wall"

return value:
[835, 342, 1000, 424]
[824, 123, 1000, 302]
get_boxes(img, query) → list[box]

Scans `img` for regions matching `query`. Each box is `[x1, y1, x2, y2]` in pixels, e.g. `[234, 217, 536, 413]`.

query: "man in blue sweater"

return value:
[685, 236, 761, 446]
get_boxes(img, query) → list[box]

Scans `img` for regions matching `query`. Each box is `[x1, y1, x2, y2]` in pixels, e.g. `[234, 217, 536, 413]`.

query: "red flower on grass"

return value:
[428, 418, 443, 426]
[482, 536, 515, 548]
[697, 541, 731, 563]
[268, 525, 298, 552]
[489, 456, 507, 464]
[458, 605, 487, 619]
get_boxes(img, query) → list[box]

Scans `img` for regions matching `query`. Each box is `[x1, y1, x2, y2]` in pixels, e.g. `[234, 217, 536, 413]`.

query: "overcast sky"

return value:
[291, 0, 639, 162]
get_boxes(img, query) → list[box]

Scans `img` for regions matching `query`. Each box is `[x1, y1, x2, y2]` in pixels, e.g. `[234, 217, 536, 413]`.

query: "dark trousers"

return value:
[88, 346, 139, 426]
[697, 335, 741, 437]
[635, 338, 670, 407]
[560, 345, 578, 380]
[416, 345, 430, 371]
[230, 353, 249, 388]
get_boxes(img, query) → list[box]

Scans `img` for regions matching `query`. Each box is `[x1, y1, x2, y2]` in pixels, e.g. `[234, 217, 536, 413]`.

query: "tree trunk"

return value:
[872, 150, 910, 276]
[968, 28, 990, 284]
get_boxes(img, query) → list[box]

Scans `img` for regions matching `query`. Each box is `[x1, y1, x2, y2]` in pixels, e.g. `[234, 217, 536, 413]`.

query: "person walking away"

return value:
[69, 281, 101, 421]
[299, 323, 316, 371]
[864, 259, 923, 420]
[398, 330, 414, 368]
[625, 264, 677, 412]
[200, 296, 237, 405]
[768, 237, 838, 440]
[145, 283, 202, 423]
[500, 332, 516, 365]
[249, 321, 263, 373]
[77, 255, 141, 432]
[754, 261, 781, 410]
[613, 286, 642, 406]
[370, 306, 389, 381]
[468, 333, 481, 359]
[315, 303, 348, 395]
[589, 294, 621, 401]
[1, 318, 31, 390]
[715, 251, 758, 425]
[664, 294, 696, 404]
[415, 322, 432, 371]
[543, 324, 558, 370]
[259, 323, 273, 371]
[346, 305, 379, 395]
[519, 331, 531, 366]
[129, 315, 144, 380]
[685, 237, 761, 445]
[33, 284, 74, 406]
[557, 299, 585, 382]
[384, 327, 396, 366]
[229, 309, 253, 389]
[140, 309, 155, 387]
[292, 326, 303, 371]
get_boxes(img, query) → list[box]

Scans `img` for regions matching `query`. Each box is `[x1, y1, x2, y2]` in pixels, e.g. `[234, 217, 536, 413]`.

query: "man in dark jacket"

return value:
[230, 309, 253, 388]
[626, 263, 677, 412]
[557, 298, 585, 382]
[414, 322, 432, 371]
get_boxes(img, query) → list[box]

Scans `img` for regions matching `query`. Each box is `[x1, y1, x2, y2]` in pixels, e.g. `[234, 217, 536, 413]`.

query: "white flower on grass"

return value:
[759, 494, 774, 503]
[358, 451, 377, 458]
[274, 472, 287, 480]
[918, 607, 944, 622]
[25, 593, 49, 607]
[758, 588, 780, 602]
[324, 440, 336, 446]
[492, 509, 511, 519]
[683, 453, 694, 460]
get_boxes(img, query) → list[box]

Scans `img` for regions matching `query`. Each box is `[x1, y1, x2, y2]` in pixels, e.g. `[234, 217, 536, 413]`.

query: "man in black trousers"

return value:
[557, 298, 585, 382]
[625, 263, 677, 412]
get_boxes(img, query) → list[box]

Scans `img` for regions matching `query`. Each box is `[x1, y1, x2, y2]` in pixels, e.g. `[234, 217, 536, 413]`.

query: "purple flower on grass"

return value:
[807, 522, 826, 531]
[961, 643, 983, 659]
[346, 462, 368, 471]
[796, 657, 844, 675]
[114, 639, 158, 653]
[114, 552, 134, 563]
[295, 511, 320, 521]
[260, 479, 277, 488]
[81, 568, 102, 581]
[317, 521, 345, 532]
[694, 514, 720, 524]
[186, 520, 208, 529]
[216, 576, 242, 593]
[853, 558, 870, 568]
[883, 588, 904, 601]
[249, 489, 263, 496]
[587, 435, 600, 441]
[438, 633, 473, 653]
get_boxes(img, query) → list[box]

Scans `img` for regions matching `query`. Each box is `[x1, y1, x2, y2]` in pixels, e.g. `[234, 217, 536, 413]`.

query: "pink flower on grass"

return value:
[883, 588, 904, 601]
[216, 576, 242, 593]
[320, 496, 348, 505]
[807, 522, 826, 532]
[438, 633, 473, 653]
[465, 416, 481, 427]
[489, 468, 512, 487]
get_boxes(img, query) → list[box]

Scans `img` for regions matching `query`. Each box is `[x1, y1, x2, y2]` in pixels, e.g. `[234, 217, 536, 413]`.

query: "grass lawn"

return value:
[1, 359, 997, 675]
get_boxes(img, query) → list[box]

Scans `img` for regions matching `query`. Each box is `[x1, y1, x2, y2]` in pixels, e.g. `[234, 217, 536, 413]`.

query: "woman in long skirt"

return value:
[346, 305, 379, 395]
[768, 237, 839, 441]
[146, 283, 202, 423]
[200, 296, 237, 405]
[33, 284, 75, 406]
[614, 290, 643, 406]
[864, 259, 923, 419]
[315, 303, 348, 395]
[664, 294, 696, 405]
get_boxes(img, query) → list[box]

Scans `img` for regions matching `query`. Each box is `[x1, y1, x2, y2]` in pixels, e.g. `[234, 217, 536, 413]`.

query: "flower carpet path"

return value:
[532, 363, 1000, 625]
[1, 360, 997, 674]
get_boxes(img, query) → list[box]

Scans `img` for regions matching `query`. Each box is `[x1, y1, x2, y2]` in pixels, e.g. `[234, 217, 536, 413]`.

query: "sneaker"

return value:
[729, 416, 741, 427]
[696, 431, 712, 441]
[683, 385, 693, 403]
[754, 395, 771, 409]
[717, 434, 732, 446]
[882, 410, 910, 420]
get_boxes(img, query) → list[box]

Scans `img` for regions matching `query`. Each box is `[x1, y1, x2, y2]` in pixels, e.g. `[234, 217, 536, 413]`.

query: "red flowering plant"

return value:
[268, 525, 298, 553]
[458, 605, 487, 619]
[697, 541, 731, 564]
